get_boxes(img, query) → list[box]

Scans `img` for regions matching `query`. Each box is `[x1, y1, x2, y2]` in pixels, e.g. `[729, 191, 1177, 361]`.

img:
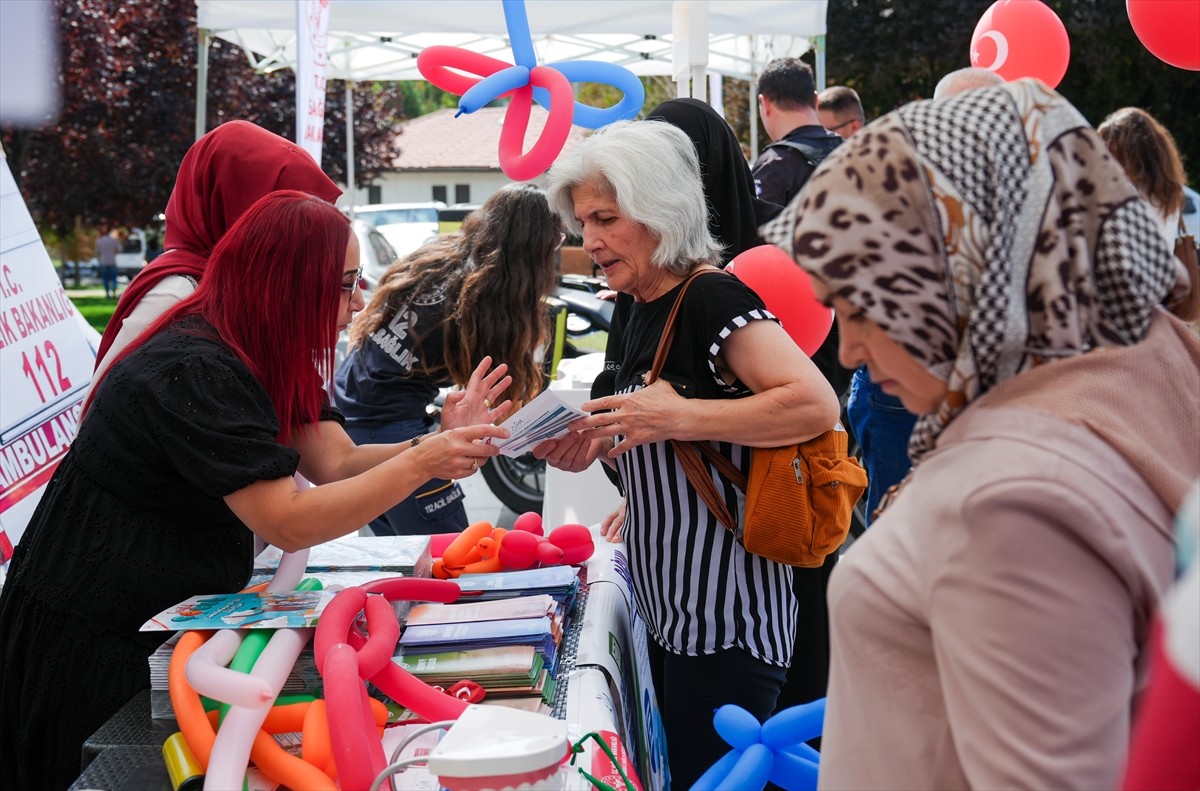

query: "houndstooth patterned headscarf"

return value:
[760, 79, 1184, 461]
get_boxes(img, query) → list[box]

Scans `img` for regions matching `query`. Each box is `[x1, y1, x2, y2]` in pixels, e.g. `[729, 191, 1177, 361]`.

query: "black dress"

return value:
[0, 316, 304, 791]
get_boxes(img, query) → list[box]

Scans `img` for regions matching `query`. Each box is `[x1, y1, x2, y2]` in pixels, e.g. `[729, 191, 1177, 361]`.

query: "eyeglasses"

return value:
[555, 232, 567, 250]
[341, 266, 365, 296]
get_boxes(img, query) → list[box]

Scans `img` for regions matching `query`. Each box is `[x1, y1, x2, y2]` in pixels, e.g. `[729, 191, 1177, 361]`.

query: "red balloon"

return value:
[970, 0, 1070, 88]
[726, 245, 833, 357]
[496, 66, 575, 181]
[1127, 0, 1200, 71]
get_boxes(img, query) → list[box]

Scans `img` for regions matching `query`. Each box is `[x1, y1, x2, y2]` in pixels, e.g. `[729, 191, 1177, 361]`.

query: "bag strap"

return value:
[646, 268, 742, 531]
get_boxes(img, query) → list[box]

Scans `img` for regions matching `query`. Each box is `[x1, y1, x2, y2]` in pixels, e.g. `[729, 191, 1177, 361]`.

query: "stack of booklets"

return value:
[450, 566, 581, 607]
[395, 593, 569, 709]
[250, 534, 434, 582]
[146, 534, 433, 721]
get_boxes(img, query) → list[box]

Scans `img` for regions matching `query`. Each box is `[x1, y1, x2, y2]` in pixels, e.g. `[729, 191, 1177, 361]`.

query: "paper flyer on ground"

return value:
[139, 590, 335, 631]
[490, 388, 588, 457]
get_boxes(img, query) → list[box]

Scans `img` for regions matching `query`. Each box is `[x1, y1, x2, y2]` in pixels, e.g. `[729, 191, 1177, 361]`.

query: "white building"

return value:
[343, 106, 589, 208]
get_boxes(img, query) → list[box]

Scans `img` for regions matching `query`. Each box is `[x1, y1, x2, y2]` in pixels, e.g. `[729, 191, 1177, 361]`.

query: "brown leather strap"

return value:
[673, 439, 738, 529]
[647, 267, 741, 531]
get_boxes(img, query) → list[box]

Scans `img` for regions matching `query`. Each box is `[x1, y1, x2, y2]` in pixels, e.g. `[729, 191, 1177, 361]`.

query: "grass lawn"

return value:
[68, 295, 117, 333]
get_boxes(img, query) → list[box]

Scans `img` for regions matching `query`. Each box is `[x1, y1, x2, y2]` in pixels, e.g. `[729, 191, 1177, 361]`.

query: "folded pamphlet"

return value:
[490, 388, 588, 457]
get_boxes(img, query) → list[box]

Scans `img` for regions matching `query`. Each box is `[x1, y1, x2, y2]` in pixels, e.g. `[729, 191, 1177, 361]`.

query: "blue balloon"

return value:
[768, 750, 820, 791]
[761, 698, 826, 749]
[690, 749, 742, 791]
[457, 65, 530, 116]
[783, 742, 821, 763]
[716, 743, 774, 791]
[502, 0, 537, 68]
[533, 60, 646, 128]
[712, 704, 762, 751]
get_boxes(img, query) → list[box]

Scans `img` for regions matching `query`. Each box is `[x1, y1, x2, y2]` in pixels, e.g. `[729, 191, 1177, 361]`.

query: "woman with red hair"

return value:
[90, 120, 344, 388]
[0, 190, 511, 791]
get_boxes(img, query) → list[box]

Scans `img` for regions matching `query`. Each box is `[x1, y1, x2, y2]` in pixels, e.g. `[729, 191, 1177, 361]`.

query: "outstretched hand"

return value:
[441, 356, 513, 430]
[573, 378, 685, 457]
[411, 424, 509, 481]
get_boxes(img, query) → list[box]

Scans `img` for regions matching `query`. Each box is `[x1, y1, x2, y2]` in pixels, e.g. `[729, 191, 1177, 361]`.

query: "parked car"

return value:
[352, 218, 399, 291]
[351, 202, 443, 265]
[115, 228, 147, 281]
[438, 203, 481, 234]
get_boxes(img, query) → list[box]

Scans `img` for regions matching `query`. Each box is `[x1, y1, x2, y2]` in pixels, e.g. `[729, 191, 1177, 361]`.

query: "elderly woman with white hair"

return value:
[536, 120, 839, 789]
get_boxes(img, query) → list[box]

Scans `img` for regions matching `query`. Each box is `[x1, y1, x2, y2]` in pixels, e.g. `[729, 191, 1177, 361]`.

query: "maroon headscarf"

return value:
[94, 120, 341, 365]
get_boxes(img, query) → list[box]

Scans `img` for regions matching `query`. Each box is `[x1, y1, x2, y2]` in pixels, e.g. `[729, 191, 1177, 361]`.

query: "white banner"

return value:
[295, 0, 331, 164]
[0, 153, 100, 567]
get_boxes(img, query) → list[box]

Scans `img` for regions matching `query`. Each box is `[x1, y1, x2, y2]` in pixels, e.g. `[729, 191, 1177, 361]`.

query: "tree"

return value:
[821, 0, 1198, 174]
[0, 0, 408, 266]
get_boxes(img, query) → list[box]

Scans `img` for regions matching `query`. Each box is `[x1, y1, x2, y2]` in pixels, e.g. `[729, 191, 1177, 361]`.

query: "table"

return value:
[68, 536, 665, 790]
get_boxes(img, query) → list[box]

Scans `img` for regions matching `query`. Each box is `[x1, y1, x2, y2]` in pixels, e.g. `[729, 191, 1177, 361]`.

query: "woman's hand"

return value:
[599, 499, 626, 543]
[532, 429, 611, 472]
[441, 356, 513, 430]
[412, 424, 509, 481]
[572, 378, 686, 457]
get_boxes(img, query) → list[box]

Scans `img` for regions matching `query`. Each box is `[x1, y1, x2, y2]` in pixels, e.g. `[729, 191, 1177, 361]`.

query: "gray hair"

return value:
[933, 67, 1004, 100]
[546, 120, 723, 275]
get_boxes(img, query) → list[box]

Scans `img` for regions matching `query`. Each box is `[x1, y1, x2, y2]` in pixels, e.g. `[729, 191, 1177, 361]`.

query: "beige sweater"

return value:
[819, 312, 1200, 790]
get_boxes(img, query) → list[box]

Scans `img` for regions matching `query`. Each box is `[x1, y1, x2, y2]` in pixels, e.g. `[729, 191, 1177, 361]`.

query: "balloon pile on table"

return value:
[691, 698, 826, 791]
[417, 0, 644, 180]
[164, 511, 597, 786]
[431, 511, 595, 579]
[168, 567, 471, 790]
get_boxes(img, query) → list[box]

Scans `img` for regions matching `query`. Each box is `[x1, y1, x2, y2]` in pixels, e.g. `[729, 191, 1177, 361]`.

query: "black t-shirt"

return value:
[334, 282, 455, 427]
[751, 124, 844, 207]
[0, 315, 333, 791]
[612, 273, 763, 398]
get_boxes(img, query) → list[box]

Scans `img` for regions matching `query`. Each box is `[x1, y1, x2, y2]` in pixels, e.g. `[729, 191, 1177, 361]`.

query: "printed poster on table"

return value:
[140, 589, 336, 631]
[0, 152, 100, 570]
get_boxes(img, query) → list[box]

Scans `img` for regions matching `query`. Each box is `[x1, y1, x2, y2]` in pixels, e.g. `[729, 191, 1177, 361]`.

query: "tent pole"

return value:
[345, 81, 355, 216]
[815, 34, 826, 92]
[672, 1, 688, 98]
[689, 0, 708, 102]
[195, 28, 210, 140]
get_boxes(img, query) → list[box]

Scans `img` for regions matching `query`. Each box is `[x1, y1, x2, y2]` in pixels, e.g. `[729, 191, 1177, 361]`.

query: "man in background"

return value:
[96, 226, 120, 300]
[817, 85, 865, 140]
[751, 57, 844, 208]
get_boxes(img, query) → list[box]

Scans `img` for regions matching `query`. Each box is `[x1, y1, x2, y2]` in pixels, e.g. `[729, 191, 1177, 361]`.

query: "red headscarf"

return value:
[94, 120, 342, 366]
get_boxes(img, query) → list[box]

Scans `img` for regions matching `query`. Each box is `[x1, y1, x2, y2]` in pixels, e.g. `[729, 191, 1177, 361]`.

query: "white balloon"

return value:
[973, 30, 1010, 72]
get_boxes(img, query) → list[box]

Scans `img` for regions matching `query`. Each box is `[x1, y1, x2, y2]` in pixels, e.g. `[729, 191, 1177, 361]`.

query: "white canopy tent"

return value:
[193, 0, 828, 187]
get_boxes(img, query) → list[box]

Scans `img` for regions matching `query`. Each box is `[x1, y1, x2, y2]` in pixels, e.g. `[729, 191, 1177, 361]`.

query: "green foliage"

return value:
[822, 0, 1198, 179]
[0, 0, 408, 239]
[67, 294, 118, 333]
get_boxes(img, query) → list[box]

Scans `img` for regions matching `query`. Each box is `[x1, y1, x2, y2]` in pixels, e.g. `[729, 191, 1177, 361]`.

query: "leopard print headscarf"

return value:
[760, 79, 1184, 462]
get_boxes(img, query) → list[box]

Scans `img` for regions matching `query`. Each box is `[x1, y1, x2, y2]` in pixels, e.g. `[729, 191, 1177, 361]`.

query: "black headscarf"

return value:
[647, 98, 782, 264]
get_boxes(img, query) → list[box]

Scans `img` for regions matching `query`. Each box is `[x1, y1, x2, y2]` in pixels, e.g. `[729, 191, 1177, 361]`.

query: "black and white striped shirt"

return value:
[611, 275, 797, 666]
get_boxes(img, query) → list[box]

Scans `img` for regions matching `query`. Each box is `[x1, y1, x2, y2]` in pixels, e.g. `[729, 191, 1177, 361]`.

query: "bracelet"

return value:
[410, 434, 424, 448]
